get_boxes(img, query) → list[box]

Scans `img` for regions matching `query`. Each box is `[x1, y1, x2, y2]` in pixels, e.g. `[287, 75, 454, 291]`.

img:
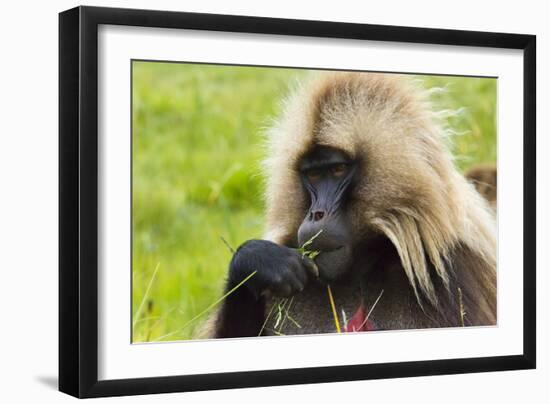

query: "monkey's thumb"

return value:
[302, 257, 319, 278]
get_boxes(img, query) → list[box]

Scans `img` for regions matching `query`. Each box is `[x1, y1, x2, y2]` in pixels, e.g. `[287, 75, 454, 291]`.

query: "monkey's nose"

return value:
[311, 211, 325, 222]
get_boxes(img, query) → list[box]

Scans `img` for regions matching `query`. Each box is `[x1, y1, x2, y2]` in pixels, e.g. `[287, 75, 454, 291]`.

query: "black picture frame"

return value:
[59, 5, 536, 398]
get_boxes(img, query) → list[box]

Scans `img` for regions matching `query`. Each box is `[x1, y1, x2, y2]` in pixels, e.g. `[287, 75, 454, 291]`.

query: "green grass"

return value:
[131, 62, 496, 342]
[420, 75, 497, 170]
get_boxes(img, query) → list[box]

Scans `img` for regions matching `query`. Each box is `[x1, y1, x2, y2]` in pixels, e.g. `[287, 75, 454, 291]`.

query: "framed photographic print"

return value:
[59, 6, 536, 398]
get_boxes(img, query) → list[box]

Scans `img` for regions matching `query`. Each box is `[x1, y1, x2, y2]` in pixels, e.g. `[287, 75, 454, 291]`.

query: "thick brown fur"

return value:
[200, 72, 497, 337]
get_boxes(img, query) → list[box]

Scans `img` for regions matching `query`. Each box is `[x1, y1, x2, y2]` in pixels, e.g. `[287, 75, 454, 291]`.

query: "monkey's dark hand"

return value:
[228, 240, 317, 300]
[215, 240, 317, 338]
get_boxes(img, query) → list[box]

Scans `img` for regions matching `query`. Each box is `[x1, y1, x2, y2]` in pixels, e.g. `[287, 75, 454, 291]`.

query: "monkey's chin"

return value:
[315, 245, 353, 282]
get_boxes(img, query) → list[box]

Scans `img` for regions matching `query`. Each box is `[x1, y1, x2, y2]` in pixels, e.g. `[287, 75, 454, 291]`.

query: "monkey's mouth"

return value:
[315, 245, 353, 281]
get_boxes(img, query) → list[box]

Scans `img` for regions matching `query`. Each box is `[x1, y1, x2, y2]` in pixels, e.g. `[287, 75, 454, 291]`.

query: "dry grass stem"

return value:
[326, 285, 342, 333]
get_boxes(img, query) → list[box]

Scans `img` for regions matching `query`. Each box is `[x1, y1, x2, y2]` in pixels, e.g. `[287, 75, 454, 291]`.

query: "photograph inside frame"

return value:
[131, 61, 497, 343]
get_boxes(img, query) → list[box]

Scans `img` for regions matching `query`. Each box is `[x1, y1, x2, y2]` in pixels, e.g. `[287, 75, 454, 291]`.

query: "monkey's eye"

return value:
[306, 169, 322, 184]
[331, 164, 348, 178]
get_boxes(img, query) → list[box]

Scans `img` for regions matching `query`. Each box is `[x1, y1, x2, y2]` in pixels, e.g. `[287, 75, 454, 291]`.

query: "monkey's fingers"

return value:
[301, 256, 319, 278]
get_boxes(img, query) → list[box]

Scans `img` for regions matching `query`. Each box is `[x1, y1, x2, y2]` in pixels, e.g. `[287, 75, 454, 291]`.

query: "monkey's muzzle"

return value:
[298, 210, 354, 281]
[314, 244, 353, 281]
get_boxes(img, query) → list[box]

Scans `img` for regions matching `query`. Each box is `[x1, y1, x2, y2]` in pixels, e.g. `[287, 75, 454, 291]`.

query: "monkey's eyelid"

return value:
[331, 164, 348, 176]
[305, 170, 323, 183]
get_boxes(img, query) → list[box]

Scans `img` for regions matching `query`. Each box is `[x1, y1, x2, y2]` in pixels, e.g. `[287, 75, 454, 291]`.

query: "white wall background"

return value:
[0, 1, 545, 402]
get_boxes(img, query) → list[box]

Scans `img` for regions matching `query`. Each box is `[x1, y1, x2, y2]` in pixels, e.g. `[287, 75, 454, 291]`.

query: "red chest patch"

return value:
[343, 304, 377, 332]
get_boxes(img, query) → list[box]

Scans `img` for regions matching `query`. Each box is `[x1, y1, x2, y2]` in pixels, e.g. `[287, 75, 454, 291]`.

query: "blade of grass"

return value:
[458, 287, 466, 327]
[277, 296, 294, 332]
[284, 312, 302, 329]
[154, 270, 257, 341]
[264, 328, 285, 336]
[297, 229, 323, 257]
[133, 262, 160, 329]
[258, 299, 278, 336]
[326, 284, 341, 333]
[220, 236, 236, 254]
[357, 289, 384, 330]
[273, 298, 288, 330]
[133, 316, 160, 325]
[341, 309, 348, 329]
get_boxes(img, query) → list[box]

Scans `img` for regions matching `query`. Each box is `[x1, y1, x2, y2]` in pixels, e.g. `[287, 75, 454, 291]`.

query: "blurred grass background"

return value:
[131, 61, 496, 342]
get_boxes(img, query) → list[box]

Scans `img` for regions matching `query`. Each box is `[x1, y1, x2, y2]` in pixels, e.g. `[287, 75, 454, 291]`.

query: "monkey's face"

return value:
[297, 146, 356, 281]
